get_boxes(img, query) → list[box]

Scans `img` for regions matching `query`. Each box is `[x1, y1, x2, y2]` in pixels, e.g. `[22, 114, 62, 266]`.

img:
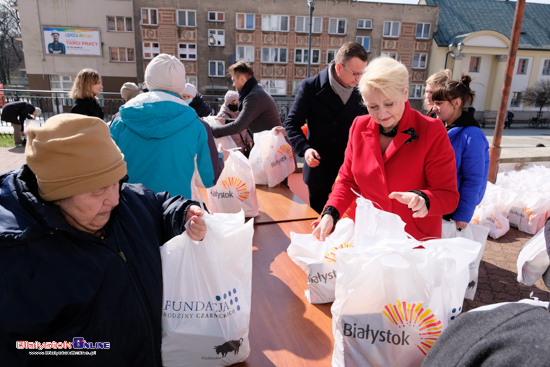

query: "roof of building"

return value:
[426, 0, 550, 50]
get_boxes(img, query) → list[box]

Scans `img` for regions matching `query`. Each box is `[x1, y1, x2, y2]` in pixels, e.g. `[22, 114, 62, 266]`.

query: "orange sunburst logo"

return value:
[324, 242, 354, 263]
[382, 300, 442, 356]
[277, 144, 294, 162]
[220, 176, 249, 202]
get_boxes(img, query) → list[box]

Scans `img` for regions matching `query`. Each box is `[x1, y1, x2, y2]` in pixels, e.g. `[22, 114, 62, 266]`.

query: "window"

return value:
[186, 76, 197, 86]
[409, 84, 424, 99]
[292, 80, 302, 95]
[143, 42, 159, 59]
[177, 10, 196, 27]
[511, 92, 522, 107]
[49, 75, 74, 91]
[178, 43, 196, 60]
[357, 19, 372, 30]
[543, 60, 550, 75]
[469, 57, 481, 73]
[326, 49, 337, 64]
[236, 46, 254, 62]
[209, 60, 225, 77]
[517, 58, 528, 74]
[109, 47, 135, 62]
[416, 23, 430, 39]
[356, 36, 370, 52]
[261, 47, 288, 63]
[107, 16, 133, 32]
[236, 13, 255, 30]
[208, 29, 225, 46]
[412, 53, 427, 69]
[383, 21, 400, 37]
[329, 18, 346, 35]
[260, 79, 286, 95]
[49, 75, 75, 110]
[208, 11, 225, 22]
[295, 48, 320, 64]
[262, 15, 289, 32]
[295, 16, 322, 33]
[381, 52, 398, 60]
[141, 8, 157, 26]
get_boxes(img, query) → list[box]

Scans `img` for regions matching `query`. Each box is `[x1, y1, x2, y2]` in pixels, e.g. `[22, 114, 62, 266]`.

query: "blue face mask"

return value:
[185, 99, 193, 104]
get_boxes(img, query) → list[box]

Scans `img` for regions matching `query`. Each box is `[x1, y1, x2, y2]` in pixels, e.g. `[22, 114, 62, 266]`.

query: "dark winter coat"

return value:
[0, 165, 197, 366]
[71, 98, 104, 119]
[0, 101, 36, 125]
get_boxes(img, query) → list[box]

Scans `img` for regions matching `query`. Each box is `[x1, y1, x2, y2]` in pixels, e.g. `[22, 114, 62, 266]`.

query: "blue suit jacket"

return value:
[283, 67, 367, 189]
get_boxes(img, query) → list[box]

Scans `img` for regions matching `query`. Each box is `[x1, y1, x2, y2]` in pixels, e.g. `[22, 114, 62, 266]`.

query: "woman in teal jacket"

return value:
[431, 73, 490, 230]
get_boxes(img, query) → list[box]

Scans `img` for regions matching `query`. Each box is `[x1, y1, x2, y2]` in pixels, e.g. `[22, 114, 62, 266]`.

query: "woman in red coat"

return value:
[313, 57, 459, 240]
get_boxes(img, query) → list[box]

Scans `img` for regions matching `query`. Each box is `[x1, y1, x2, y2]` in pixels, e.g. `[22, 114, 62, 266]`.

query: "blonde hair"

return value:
[426, 69, 452, 86]
[70, 69, 101, 99]
[359, 57, 409, 101]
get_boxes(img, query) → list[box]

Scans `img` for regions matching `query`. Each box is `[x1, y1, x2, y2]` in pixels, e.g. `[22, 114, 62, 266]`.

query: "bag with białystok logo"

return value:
[160, 210, 254, 367]
[207, 150, 259, 217]
[249, 130, 295, 187]
[287, 218, 355, 304]
[331, 237, 481, 367]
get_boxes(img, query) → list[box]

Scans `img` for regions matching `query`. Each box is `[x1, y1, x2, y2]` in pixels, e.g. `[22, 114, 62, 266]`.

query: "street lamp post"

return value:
[307, 0, 315, 78]
[444, 42, 464, 76]
[208, 35, 216, 106]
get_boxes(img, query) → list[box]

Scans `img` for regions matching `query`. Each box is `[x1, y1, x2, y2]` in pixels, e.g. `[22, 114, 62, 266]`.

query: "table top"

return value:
[234, 220, 334, 367]
[199, 184, 319, 225]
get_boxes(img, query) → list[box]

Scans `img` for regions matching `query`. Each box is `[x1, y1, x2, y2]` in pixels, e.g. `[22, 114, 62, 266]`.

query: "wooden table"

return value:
[199, 184, 319, 225]
[234, 220, 334, 367]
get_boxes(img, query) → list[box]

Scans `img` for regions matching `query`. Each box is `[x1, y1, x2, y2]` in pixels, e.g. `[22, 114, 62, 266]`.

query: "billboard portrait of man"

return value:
[48, 32, 66, 54]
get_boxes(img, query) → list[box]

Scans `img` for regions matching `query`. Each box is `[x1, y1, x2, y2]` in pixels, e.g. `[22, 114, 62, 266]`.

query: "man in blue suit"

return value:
[283, 42, 368, 213]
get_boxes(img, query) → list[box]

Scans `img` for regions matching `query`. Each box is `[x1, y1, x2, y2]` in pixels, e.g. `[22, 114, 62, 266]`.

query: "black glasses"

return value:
[342, 64, 364, 77]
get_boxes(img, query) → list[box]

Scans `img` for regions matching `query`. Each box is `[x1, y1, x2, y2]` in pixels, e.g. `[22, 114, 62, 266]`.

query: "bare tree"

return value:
[522, 79, 550, 119]
[0, 0, 23, 85]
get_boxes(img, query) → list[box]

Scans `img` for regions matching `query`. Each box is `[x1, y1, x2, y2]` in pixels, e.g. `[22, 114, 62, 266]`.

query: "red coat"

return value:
[326, 102, 459, 239]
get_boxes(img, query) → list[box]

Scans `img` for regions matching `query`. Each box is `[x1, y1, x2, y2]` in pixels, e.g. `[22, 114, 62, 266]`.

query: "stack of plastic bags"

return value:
[473, 165, 550, 238]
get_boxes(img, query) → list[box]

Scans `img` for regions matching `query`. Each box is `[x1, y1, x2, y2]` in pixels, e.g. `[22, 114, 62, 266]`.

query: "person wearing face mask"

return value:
[431, 73, 489, 231]
[181, 83, 213, 117]
[313, 57, 459, 241]
[216, 90, 253, 154]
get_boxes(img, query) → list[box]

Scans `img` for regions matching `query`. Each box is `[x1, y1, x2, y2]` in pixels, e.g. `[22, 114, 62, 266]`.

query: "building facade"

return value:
[16, 0, 439, 111]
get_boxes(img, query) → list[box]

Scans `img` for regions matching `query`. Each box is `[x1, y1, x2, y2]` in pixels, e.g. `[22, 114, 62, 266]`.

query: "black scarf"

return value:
[238, 77, 258, 111]
[445, 110, 481, 131]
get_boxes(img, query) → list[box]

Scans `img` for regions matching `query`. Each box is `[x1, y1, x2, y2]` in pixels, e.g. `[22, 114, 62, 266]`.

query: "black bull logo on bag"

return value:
[213, 338, 244, 357]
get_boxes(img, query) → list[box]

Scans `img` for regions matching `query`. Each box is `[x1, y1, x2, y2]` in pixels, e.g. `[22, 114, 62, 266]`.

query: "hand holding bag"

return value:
[160, 211, 254, 367]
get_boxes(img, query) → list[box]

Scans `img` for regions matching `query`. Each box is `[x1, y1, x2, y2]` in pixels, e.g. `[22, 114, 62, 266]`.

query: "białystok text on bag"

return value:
[287, 218, 355, 304]
[207, 150, 259, 217]
[249, 130, 295, 187]
[331, 237, 481, 367]
[160, 211, 254, 367]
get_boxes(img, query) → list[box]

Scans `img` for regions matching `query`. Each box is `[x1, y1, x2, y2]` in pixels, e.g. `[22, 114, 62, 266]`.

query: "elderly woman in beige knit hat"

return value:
[0, 113, 205, 365]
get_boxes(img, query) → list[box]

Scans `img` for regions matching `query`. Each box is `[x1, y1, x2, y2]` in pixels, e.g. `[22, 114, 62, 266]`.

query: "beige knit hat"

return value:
[25, 113, 127, 201]
[144, 53, 187, 95]
[120, 82, 142, 102]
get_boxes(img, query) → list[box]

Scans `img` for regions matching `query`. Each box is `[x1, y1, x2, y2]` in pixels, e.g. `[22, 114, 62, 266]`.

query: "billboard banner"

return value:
[43, 27, 101, 56]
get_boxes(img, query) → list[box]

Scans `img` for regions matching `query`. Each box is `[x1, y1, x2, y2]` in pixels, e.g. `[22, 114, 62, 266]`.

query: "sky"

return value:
[356, 0, 550, 4]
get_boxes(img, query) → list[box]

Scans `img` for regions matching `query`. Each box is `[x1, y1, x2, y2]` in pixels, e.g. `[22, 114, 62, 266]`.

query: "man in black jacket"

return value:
[284, 42, 368, 213]
[1, 101, 41, 146]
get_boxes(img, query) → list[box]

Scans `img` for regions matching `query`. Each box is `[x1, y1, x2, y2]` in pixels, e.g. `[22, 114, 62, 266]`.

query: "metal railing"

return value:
[0, 88, 296, 127]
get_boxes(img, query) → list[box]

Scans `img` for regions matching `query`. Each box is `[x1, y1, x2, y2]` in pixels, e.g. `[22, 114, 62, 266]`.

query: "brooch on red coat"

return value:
[402, 128, 418, 144]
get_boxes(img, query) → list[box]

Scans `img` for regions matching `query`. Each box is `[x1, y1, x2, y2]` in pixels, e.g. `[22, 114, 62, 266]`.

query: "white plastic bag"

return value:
[160, 211, 254, 367]
[441, 220, 490, 300]
[472, 202, 510, 239]
[287, 218, 355, 304]
[249, 130, 295, 187]
[203, 116, 238, 152]
[354, 196, 409, 246]
[207, 150, 259, 217]
[331, 237, 481, 367]
[517, 226, 550, 286]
